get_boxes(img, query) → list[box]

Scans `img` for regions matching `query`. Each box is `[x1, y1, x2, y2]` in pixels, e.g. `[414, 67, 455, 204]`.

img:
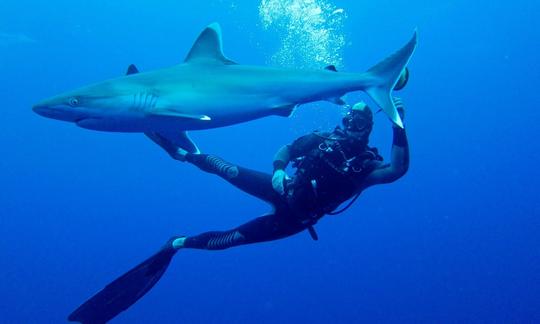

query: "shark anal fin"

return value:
[184, 23, 236, 65]
[126, 64, 139, 75]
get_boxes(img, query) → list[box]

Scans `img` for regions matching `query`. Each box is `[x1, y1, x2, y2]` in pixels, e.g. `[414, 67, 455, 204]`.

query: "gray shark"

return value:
[33, 23, 417, 153]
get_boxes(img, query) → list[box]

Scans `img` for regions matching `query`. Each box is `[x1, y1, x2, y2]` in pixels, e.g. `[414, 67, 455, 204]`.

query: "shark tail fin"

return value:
[364, 30, 418, 128]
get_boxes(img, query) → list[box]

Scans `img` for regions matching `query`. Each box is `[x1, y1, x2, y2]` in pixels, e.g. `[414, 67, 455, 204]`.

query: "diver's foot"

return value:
[171, 236, 186, 249]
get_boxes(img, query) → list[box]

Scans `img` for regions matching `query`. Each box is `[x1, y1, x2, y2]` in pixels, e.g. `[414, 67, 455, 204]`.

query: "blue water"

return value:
[1, 0, 539, 322]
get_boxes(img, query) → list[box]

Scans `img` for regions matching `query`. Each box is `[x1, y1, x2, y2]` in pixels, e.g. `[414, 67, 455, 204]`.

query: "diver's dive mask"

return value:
[343, 102, 373, 134]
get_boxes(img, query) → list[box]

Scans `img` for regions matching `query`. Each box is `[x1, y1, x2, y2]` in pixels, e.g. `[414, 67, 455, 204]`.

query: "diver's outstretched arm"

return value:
[364, 98, 409, 186]
[272, 144, 292, 195]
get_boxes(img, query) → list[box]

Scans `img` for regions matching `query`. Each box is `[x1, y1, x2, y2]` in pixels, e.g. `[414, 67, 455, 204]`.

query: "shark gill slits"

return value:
[151, 94, 158, 109]
[132, 92, 157, 112]
[143, 93, 149, 109]
[133, 93, 144, 111]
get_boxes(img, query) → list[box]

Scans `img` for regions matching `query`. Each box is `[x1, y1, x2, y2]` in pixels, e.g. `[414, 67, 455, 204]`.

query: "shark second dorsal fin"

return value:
[184, 23, 236, 65]
[325, 65, 338, 72]
[126, 64, 139, 75]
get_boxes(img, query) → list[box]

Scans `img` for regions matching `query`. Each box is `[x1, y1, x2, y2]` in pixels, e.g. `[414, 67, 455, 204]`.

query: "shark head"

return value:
[34, 86, 101, 123]
[32, 78, 148, 131]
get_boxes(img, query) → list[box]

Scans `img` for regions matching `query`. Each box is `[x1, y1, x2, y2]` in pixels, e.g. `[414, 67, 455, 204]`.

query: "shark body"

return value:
[33, 23, 417, 152]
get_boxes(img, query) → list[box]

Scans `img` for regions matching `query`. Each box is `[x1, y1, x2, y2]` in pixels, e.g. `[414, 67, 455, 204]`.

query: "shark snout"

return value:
[32, 103, 52, 117]
[32, 101, 85, 123]
[33, 103, 63, 119]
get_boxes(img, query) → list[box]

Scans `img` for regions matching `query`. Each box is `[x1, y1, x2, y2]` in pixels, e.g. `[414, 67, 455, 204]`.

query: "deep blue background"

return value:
[1, 0, 539, 323]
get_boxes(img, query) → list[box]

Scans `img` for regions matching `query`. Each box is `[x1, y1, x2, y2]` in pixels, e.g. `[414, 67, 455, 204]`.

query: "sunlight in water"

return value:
[259, 0, 347, 69]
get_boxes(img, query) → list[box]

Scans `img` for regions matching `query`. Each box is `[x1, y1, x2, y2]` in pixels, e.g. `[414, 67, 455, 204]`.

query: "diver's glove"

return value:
[392, 97, 406, 128]
[392, 97, 408, 147]
[272, 169, 289, 195]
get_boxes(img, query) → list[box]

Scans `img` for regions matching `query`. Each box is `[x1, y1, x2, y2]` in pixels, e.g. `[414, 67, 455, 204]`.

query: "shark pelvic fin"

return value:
[326, 97, 346, 105]
[184, 23, 237, 65]
[126, 64, 139, 75]
[273, 104, 297, 117]
[146, 130, 200, 154]
[364, 30, 418, 128]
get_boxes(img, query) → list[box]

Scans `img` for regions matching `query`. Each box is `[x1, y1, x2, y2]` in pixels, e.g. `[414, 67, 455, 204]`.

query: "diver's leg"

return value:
[186, 153, 279, 204]
[146, 132, 278, 203]
[177, 212, 306, 250]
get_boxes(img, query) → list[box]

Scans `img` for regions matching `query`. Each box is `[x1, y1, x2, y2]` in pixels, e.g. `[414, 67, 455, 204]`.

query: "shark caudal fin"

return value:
[364, 30, 418, 128]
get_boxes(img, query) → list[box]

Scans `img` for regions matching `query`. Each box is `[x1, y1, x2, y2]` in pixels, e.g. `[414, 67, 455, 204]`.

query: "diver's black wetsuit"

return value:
[182, 153, 308, 250]
[183, 128, 387, 250]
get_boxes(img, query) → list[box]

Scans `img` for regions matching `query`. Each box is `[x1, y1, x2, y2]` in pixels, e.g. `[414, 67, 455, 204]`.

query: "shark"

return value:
[33, 23, 417, 153]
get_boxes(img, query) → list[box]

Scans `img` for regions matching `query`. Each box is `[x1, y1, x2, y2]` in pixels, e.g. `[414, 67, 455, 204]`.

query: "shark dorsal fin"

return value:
[184, 23, 236, 65]
[126, 64, 139, 75]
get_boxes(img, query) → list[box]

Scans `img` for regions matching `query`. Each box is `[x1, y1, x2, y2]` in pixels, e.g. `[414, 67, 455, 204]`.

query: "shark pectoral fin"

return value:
[184, 23, 237, 65]
[364, 30, 418, 128]
[146, 130, 200, 154]
[150, 111, 211, 121]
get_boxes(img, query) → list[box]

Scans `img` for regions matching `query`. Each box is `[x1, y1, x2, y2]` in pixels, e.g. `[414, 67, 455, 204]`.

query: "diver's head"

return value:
[342, 101, 373, 142]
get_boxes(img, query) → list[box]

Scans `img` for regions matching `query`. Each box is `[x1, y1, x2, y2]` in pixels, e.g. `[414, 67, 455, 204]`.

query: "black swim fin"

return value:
[68, 237, 180, 324]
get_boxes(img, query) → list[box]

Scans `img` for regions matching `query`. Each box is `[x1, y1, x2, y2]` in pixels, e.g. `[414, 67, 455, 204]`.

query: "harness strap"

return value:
[307, 226, 319, 241]
[328, 192, 361, 215]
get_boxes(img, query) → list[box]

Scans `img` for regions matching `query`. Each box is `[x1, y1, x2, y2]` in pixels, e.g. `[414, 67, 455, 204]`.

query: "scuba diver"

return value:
[152, 98, 408, 250]
[68, 74, 410, 324]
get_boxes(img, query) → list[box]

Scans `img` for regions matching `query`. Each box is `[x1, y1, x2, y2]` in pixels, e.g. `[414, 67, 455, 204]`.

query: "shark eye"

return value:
[68, 98, 79, 107]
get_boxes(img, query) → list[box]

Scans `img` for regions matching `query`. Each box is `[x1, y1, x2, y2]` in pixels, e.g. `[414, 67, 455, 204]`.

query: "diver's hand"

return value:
[393, 97, 405, 121]
[392, 97, 406, 129]
[272, 169, 288, 195]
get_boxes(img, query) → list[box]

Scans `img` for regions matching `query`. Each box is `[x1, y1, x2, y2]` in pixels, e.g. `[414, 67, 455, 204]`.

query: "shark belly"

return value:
[76, 116, 149, 132]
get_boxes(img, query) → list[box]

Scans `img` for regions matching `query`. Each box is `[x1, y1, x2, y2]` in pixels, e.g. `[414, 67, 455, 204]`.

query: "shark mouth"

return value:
[75, 117, 106, 130]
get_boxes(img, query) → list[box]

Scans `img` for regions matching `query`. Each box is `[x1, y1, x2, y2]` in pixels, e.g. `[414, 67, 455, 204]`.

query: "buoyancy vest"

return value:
[288, 130, 383, 216]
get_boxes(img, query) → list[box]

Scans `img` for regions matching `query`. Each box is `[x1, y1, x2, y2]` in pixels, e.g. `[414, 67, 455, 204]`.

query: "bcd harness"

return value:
[287, 130, 383, 240]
